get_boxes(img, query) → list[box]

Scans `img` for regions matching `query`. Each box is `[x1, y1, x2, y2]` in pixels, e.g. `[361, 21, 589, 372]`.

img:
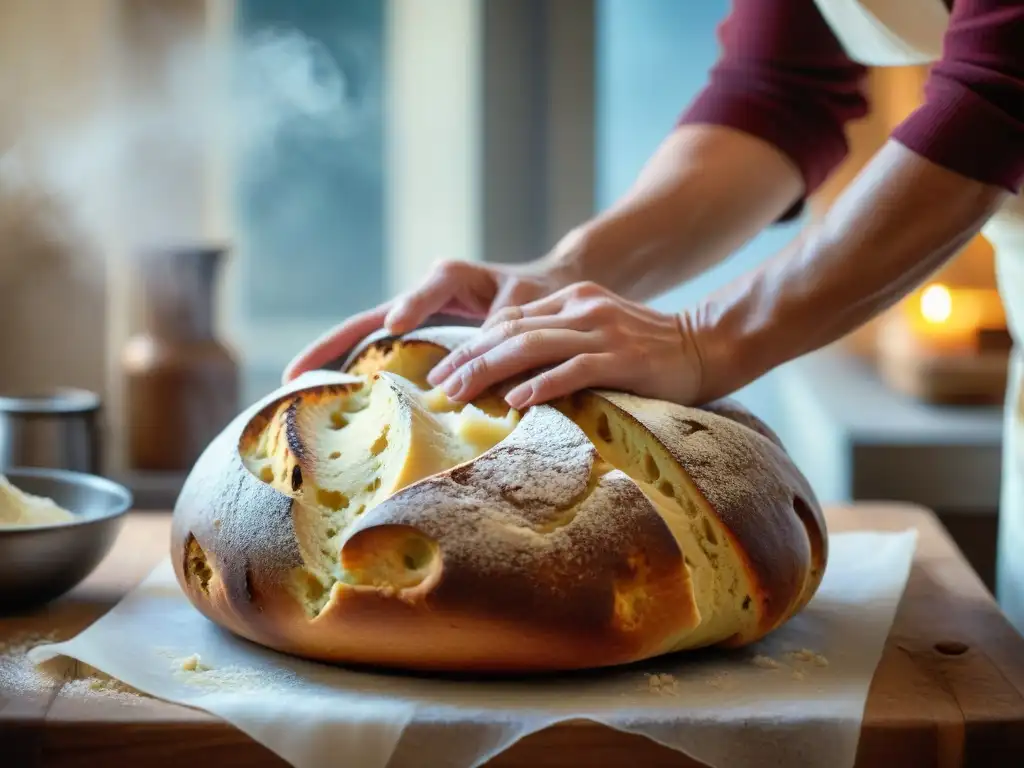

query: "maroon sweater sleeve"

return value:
[679, 0, 1024, 214]
[677, 0, 870, 201]
[892, 0, 1024, 193]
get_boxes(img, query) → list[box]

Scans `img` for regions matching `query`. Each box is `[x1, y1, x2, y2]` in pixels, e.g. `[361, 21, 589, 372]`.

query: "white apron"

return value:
[813, 0, 1024, 630]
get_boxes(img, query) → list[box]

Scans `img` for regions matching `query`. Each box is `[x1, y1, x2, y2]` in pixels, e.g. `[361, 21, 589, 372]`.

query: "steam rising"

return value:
[0, 21, 377, 285]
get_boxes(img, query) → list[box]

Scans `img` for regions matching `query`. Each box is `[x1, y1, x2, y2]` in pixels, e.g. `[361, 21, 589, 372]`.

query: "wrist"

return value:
[535, 223, 602, 289]
[684, 284, 783, 404]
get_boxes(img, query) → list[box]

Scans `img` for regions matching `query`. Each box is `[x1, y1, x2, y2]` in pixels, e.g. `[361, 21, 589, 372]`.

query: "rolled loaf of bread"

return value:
[171, 326, 826, 672]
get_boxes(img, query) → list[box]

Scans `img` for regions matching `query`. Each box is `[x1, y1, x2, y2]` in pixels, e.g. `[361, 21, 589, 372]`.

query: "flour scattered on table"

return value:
[64, 665, 149, 703]
[0, 631, 147, 703]
[751, 654, 782, 670]
[0, 630, 67, 695]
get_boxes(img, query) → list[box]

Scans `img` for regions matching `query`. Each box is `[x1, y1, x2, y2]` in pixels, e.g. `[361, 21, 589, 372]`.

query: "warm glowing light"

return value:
[920, 284, 952, 324]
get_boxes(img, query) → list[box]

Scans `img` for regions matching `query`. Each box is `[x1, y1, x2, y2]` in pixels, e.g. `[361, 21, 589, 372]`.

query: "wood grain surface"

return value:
[2, 503, 1023, 767]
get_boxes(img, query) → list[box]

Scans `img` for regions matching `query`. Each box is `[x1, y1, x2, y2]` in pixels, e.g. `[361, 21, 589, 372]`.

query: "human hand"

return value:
[425, 281, 706, 410]
[282, 259, 575, 383]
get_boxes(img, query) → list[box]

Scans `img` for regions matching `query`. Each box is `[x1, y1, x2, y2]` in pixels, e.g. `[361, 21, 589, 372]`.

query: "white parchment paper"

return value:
[29, 530, 917, 768]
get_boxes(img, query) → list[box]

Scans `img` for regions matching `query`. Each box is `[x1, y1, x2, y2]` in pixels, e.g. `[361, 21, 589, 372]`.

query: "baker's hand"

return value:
[426, 281, 706, 409]
[282, 259, 574, 383]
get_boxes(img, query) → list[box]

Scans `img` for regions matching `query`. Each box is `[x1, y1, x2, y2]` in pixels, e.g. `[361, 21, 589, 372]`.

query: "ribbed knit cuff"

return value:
[892, 76, 1024, 193]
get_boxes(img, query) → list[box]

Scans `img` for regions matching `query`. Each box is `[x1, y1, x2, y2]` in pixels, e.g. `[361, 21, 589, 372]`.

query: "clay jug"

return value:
[122, 245, 239, 472]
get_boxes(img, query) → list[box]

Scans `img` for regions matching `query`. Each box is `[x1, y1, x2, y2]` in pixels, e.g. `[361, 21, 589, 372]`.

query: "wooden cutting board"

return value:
[2, 503, 1024, 767]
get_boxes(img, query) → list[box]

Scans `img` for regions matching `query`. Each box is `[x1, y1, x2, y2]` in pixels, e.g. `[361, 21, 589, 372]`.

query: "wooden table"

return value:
[2, 503, 1024, 767]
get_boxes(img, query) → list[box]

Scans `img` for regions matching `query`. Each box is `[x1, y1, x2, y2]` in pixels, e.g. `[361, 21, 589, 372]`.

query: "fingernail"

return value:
[427, 364, 449, 387]
[442, 375, 463, 399]
[384, 311, 409, 335]
[505, 385, 530, 409]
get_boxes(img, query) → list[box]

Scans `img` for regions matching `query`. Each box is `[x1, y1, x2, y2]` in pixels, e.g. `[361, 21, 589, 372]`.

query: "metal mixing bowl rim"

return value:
[0, 387, 101, 415]
[1, 466, 133, 533]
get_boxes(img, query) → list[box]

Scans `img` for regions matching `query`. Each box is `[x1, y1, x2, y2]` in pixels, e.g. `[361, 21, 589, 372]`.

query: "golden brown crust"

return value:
[171, 327, 826, 672]
[578, 390, 826, 642]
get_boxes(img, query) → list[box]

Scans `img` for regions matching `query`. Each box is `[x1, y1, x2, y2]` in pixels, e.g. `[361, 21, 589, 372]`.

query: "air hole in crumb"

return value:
[329, 412, 348, 430]
[303, 572, 326, 603]
[658, 480, 674, 498]
[259, 466, 273, 483]
[325, 527, 338, 538]
[328, 451, 341, 460]
[596, 413, 612, 442]
[291, 465, 303, 492]
[317, 489, 350, 510]
[742, 595, 751, 610]
[355, 504, 366, 516]
[702, 517, 718, 546]
[370, 426, 390, 456]
[402, 537, 434, 571]
[643, 453, 660, 483]
[684, 555, 695, 569]
[185, 534, 213, 594]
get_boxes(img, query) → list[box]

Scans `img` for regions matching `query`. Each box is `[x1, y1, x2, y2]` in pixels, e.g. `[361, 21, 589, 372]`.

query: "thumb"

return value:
[384, 262, 494, 334]
[282, 303, 391, 383]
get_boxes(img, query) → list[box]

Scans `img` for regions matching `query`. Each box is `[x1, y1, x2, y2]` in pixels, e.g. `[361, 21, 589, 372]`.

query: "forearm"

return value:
[539, 124, 804, 302]
[690, 140, 1009, 402]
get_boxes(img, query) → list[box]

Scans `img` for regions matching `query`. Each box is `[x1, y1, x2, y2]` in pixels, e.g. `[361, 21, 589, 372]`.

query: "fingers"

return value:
[282, 303, 392, 383]
[427, 313, 574, 386]
[505, 353, 622, 409]
[384, 261, 496, 335]
[481, 281, 608, 331]
[437, 328, 602, 404]
[488, 277, 544, 316]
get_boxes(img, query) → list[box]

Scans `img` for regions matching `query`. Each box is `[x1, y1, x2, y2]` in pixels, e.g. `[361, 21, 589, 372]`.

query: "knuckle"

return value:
[571, 280, 602, 298]
[446, 345, 471, 368]
[434, 259, 466, 279]
[494, 319, 520, 340]
[572, 353, 599, 373]
[585, 298, 616, 321]
[465, 355, 489, 378]
[517, 330, 546, 353]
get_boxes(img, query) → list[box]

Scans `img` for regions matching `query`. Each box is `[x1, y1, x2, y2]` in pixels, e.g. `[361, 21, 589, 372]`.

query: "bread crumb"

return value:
[792, 669, 806, 681]
[751, 654, 781, 669]
[705, 671, 736, 691]
[787, 648, 829, 667]
[171, 658, 299, 693]
[642, 672, 679, 696]
[178, 653, 209, 672]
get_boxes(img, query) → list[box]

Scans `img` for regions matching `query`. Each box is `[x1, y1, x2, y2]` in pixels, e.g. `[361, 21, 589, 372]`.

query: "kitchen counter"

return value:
[2, 503, 1024, 767]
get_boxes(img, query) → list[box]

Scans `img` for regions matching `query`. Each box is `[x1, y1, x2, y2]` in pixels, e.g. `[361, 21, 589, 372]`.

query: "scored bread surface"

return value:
[171, 327, 826, 672]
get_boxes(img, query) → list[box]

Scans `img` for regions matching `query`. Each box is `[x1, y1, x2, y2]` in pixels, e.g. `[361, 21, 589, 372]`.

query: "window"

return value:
[222, 0, 595, 401]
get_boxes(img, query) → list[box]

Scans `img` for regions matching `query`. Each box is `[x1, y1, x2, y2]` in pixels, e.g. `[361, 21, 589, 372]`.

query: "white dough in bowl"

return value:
[0, 474, 75, 527]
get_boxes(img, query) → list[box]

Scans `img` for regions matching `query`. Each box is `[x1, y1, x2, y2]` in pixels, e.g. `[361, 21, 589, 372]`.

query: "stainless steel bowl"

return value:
[0, 467, 132, 613]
